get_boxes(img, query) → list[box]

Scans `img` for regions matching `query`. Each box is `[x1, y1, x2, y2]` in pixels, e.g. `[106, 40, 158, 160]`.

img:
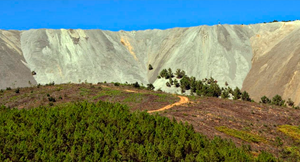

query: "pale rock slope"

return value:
[0, 30, 36, 88]
[1, 21, 300, 105]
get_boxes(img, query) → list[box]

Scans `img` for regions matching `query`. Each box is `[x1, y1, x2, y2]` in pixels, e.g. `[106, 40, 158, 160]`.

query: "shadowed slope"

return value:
[0, 30, 36, 88]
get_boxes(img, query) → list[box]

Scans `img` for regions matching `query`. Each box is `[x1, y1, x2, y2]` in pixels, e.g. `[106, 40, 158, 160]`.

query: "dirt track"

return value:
[148, 96, 189, 113]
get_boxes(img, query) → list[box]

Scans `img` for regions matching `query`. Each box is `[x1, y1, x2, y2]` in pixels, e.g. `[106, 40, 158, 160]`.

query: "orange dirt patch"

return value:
[148, 96, 189, 113]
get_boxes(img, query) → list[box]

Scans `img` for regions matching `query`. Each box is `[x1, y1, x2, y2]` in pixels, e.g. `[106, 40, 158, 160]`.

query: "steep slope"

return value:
[20, 29, 147, 84]
[1, 21, 300, 105]
[0, 30, 36, 88]
[20, 25, 253, 89]
[243, 21, 300, 104]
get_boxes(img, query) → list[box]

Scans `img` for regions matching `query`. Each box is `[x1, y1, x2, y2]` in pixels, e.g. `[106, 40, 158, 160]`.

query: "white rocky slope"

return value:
[1, 21, 300, 105]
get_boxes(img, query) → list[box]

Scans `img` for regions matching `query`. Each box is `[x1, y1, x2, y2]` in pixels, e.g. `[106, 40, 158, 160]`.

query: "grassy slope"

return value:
[1, 83, 300, 160]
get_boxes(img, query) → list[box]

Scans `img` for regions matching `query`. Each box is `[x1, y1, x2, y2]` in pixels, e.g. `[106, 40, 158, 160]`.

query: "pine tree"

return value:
[233, 87, 241, 100]
[148, 64, 153, 70]
[241, 91, 251, 101]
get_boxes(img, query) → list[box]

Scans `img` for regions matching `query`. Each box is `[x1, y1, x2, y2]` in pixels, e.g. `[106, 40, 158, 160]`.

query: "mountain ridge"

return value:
[1, 21, 300, 105]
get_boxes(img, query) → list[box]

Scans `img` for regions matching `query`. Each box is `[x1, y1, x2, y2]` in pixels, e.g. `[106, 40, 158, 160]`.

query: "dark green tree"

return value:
[174, 79, 180, 87]
[175, 69, 185, 79]
[166, 82, 171, 87]
[272, 95, 285, 106]
[260, 96, 271, 104]
[221, 90, 229, 99]
[146, 83, 155, 90]
[169, 78, 173, 85]
[168, 68, 174, 78]
[148, 64, 153, 70]
[160, 69, 168, 79]
[180, 76, 191, 91]
[209, 83, 221, 97]
[190, 77, 197, 92]
[286, 98, 294, 107]
[233, 87, 241, 100]
[132, 82, 140, 88]
[241, 91, 251, 102]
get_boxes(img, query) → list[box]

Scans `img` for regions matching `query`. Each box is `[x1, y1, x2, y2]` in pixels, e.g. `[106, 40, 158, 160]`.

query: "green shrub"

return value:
[148, 64, 153, 70]
[15, 88, 20, 94]
[166, 82, 171, 87]
[48, 96, 56, 102]
[132, 82, 140, 88]
[46, 81, 55, 86]
[272, 95, 285, 106]
[159, 69, 169, 79]
[6, 87, 11, 90]
[261, 96, 271, 104]
[175, 69, 185, 78]
[233, 87, 241, 100]
[241, 91, 251, 102]
[146, 83, 155, 90]
[169, 78, 173, 85]
[257, 151, 277, 162]
[0, 101, 273, 161]
[221, 90, 229, 99]
[174, 79, 180, 88]
[180, 76, 191, 90]
[287, 98, 294, 107]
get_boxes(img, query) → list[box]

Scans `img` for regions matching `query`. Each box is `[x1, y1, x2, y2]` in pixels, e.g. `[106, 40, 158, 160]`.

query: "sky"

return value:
[0, 0, 299, 31]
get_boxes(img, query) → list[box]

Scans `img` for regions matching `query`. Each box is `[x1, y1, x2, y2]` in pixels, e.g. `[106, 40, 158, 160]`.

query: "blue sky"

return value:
[0, 0, 299, 31]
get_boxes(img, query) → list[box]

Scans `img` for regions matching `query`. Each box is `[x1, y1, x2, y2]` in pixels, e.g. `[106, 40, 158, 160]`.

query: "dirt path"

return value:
[124, 89, 137, 93]
[148, 96, 189, 113]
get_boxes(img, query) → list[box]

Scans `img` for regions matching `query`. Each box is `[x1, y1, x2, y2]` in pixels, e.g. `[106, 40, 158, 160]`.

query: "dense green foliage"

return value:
[261, 96, 271, 104]
[0, 101, 274, 161]
[159, 69, 230, 99]
[241, 91, 251, 102]
[146, 83, 155, 90]
[157, 68, 298, 108]
[272, 95, 285, 106]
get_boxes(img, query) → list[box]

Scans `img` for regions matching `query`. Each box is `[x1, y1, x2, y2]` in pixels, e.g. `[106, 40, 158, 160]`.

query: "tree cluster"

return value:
[158, 68, 252, 101]
[0, 101, 275, 161]
[260, 95, 299, 109]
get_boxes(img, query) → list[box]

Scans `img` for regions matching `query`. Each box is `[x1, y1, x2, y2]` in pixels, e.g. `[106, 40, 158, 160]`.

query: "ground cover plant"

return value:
[0, 82, 299, 160]
[0, 101, 277, 161]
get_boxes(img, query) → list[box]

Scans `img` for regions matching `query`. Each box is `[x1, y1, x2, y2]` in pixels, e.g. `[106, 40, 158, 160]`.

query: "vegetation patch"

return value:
[278, 125, 300, 141]
[215, 126, 266, 143]
[123, 93, 144, 103]
[0, 101, 275, 161]
[153, 93, 171, 102]
[92, 89, 122, 99]
[282, 146, 300, 161]
[79, 87, 91, 96]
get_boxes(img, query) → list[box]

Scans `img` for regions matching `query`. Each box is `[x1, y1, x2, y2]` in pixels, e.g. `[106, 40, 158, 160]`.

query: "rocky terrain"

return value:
[1, 21, 300, 105]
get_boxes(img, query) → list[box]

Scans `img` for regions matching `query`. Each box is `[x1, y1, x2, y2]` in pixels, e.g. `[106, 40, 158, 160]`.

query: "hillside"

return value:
[1, 83, 299, 160]
[1, 21, 300, 105]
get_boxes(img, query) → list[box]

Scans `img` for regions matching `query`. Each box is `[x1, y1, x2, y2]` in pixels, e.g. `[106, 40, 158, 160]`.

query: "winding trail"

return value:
[148, 96, 189, 113]
[112, 87, 189, 113]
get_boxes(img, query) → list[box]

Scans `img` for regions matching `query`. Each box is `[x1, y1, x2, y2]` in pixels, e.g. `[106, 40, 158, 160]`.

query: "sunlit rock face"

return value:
[1, 21, 300, 105]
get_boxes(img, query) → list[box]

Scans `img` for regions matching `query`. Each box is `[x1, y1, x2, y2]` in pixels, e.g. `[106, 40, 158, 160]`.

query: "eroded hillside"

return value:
[1, 21, 300, 105]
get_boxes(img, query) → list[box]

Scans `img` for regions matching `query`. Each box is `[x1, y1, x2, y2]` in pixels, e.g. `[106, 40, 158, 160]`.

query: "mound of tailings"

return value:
[1, 21, 300, 105]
